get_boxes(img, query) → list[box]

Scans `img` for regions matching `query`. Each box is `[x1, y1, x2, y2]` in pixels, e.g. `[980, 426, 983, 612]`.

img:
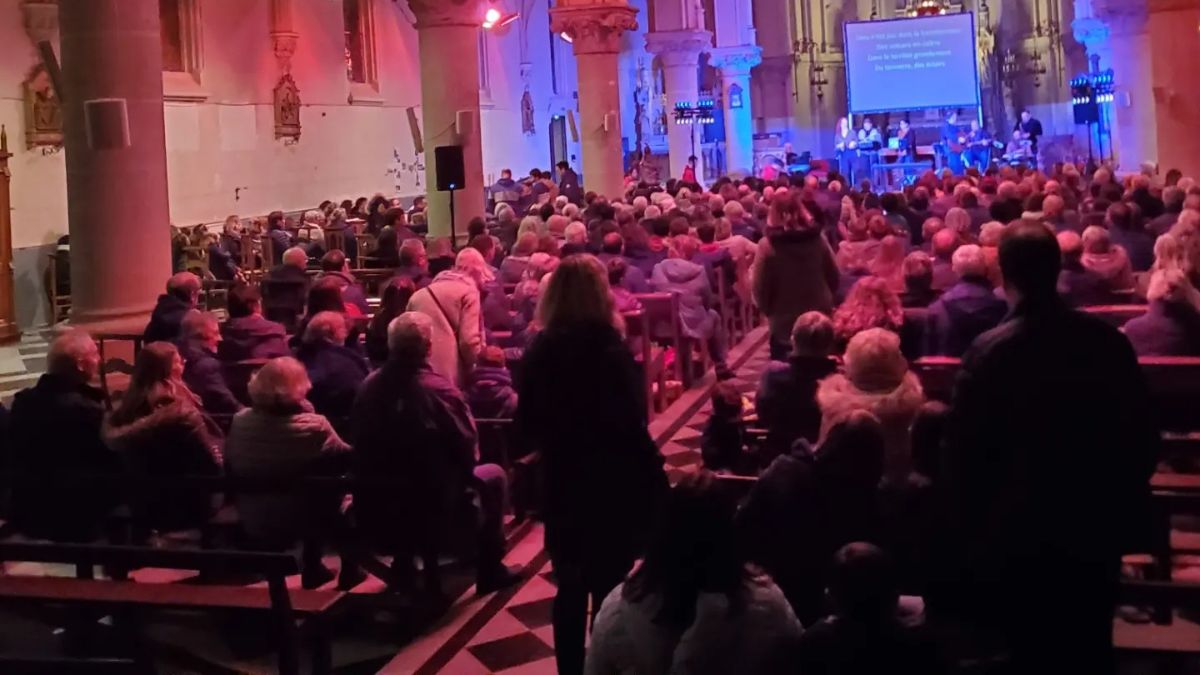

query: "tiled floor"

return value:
[0, 328, 54, 403]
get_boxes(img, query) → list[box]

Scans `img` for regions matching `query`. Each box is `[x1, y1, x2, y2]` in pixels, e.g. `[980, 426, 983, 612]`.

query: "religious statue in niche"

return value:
[274, 73, 301, 141]
[521, 89, 535, 136]
[23, 63, 62, 149]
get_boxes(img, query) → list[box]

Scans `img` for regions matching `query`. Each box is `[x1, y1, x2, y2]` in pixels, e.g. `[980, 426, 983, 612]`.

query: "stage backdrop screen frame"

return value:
[843, 12, 981, 115]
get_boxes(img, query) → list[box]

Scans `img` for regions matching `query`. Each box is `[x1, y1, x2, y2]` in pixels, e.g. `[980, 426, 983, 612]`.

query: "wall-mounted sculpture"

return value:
[23, 63, 62, 149]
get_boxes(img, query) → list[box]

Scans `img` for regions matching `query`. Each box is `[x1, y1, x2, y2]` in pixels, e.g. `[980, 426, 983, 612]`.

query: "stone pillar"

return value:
[59, 0, 172, 331]
[646, 30, 712, 181]
[410, 0, 486, 241]
[1147, 0, 1200, 180]
[1096, 1, 1156, 172]
[551, 0, 638, 201]
[709, 46, 762, 176]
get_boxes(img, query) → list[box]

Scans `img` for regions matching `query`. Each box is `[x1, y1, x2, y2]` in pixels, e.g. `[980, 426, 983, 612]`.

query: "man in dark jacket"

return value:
[265, 211, 293, 265]
[144, 272, 202, 343]
[557, 160, 583, 205]
[924, 245, 1008, 357]
[752, 216, 841, 361]
[209, 221, 242, 281]
[490, 168, 524, 211]
[395, 239, 431, 289]
[179, 311, 242, 416]
[936, 220, 1157, 673]
[8, 330, 120, 541]
[1056, 230, 1111, 306]
[262, 247, 311, 328]
[1107, 201, 1156, 272]
[316, 250, 370, 315]
[351, 312, 518, 595]
[297, 312, 369, 434]
[756, 312, 839, 458]
[219, 284, 291, 361]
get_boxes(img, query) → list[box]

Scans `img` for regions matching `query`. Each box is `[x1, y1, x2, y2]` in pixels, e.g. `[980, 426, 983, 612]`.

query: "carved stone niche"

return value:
[23, 63, 62, 149]
[274, 73, 301, 141]
[21, 0, 59, 45]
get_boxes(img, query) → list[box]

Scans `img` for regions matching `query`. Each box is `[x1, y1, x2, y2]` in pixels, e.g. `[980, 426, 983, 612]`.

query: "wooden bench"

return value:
[0, 542, 345, 675]
[1083, 304, 1147, 328]
[624, 309, 668, 418]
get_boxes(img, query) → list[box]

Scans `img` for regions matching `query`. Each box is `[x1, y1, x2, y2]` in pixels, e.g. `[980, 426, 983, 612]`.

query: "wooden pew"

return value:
[1083, 304, 1147, 328]
[624, 309, 667, 418]
[0, 542, 344, 675]
[637, 292, 704, 388]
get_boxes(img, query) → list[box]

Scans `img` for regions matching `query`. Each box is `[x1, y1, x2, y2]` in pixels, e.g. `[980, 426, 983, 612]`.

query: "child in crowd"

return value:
[466, 346, 519, 420]
[608, 257, 643, 314]
[701, 380, 752, 473]
[797, 542, 937, 674]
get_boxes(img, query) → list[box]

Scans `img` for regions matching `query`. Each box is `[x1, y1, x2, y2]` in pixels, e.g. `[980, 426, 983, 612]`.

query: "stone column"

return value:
[709, 46, 762, 176]
[1096, 1, 1156, 172]
[646, 30, 712, 181]
[551, 0, 639, 201]
[59, 0, 172, 331]
[1147, 0, 1200, 180]
[410, 0, 486, 241]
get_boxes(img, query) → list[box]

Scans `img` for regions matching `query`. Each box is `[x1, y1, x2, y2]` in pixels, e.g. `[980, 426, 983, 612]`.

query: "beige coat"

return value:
[407, 270, 484, 387]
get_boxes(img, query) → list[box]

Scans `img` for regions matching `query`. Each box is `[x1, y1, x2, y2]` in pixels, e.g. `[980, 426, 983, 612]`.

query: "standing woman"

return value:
[753, 191, 841, 360]
[517, 256, 668, 675]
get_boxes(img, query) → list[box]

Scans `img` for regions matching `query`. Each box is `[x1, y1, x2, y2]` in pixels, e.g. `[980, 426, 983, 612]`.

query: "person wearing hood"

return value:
[755, 191, 841, 360]
[925, 245, 1009, 357]
[816, 328, 925, 481]
[219, 284, 291, 362]
[407, 247, 489, 387]
[1080, 225, 1134, 293]
[651, 235, 731, 376]
[1123, 268, 1200, 356]
[102, 342, 223, 533]
[144, 272, 202, 343]
[315, 250, 370, 315]
[466, 346, 519, 419]
[490, 168, 525, 212]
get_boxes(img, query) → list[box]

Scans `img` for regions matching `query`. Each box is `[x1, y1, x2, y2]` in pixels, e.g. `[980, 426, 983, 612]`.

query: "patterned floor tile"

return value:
[495, 655, 558, 675]
[506, 596, 554, 630]
[466, 609, 531, 648]
[467, 632, 555, 672]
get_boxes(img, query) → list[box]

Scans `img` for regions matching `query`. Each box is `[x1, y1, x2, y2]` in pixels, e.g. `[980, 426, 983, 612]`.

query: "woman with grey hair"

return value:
[1122, 268, 1200, 356]
[224, 357, 356, 589]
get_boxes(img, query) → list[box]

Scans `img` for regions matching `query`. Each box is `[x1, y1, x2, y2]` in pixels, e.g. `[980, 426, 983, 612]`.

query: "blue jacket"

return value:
[297, 340, 370, 429]
[466, 365, 519, 420]
[179, 342, 243, 416]
[596, 253, 649, 293]
[925, 278, 1009, 357]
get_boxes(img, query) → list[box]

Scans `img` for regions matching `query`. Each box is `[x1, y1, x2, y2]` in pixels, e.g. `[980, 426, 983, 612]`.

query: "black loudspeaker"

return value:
[84, 99, 130, 150]
[1073, 101, 1099, 126]
[435, 145, 465, 192]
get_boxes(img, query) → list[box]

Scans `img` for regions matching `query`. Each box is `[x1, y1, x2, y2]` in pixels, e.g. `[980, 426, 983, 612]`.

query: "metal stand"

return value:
[448, 188, 458, 251]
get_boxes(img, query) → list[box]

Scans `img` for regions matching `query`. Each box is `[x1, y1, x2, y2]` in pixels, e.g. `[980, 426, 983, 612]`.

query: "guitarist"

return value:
[941, 112, 965, 174]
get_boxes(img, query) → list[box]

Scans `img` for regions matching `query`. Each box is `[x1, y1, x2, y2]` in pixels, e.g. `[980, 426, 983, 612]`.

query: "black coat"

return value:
[297, 340, 370, 431]
[755, 355, 839, 458]
[936, 296, 1157, 667]
[143, 294, 194, 344]
[180, 343, 243, 416]
[516, 322, 667, 570]
[8, 374, 120, 541]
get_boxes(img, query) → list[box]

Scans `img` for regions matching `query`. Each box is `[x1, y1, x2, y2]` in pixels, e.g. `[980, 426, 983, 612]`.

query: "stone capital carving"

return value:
[272, 31, 299, 74]
[1092, 0, 1148, 37]
[1071, 16, 1110, 50]
[708, 45, 763, 76]
[21, 0, 58, 45]
[645, 30, 713, 67]
[409, 0, 487, 29]
[550, 3, 639, 55]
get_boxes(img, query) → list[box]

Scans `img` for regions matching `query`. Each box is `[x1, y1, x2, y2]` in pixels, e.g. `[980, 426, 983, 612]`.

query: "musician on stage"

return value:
[1003, 130, 1033, 164]
[894, 118, 915, 159]
[854, 118, 882, 182]
[834, 117, 857, 178]
[963, 119, 993, 171]
[940, 111, 964, 174]
[1014, 109, 1043, 158]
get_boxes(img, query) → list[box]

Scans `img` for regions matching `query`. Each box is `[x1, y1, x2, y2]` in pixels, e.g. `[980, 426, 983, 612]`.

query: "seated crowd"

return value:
[2, 160, 1193, 674]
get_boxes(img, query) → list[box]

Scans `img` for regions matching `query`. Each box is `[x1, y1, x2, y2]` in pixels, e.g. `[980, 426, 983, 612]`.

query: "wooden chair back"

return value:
[260, 279, 308, 332]
[222, 358, 270, 406]
[325, 229, 346, 252]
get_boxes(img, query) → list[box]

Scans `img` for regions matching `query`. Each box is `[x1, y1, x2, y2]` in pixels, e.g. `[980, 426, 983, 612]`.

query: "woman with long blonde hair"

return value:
[518, 254, 667, 675]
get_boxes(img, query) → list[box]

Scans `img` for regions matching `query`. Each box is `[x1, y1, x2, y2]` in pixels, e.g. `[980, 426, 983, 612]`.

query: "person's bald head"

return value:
[47, 329, 100, 384]
[282, 246, 309, 269]
[932, 228, 959, 260]
[601, 232, 624, 255]
[166, 272, 202, 304]
[1043, 194, 1065, 220]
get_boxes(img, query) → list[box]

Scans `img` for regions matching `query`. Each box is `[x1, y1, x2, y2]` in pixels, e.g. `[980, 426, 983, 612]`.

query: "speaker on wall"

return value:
[84, 98, 130, 150]
[406, 107, 424, 154]
[435, 145, 466, 192]
[455, 110, 475, 138]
